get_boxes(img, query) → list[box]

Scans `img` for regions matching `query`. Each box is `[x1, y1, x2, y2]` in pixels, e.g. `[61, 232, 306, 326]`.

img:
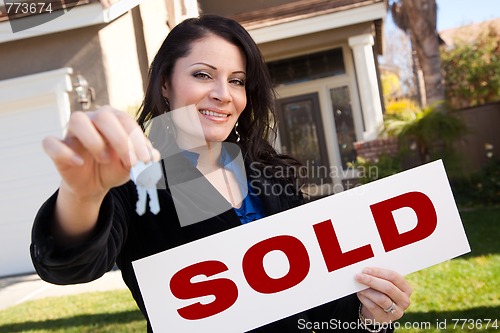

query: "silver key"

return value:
[130, 161, 162, 215]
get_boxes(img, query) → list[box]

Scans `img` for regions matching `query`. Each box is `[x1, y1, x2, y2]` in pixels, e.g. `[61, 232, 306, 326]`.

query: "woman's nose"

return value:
[209, 80, 232, 103]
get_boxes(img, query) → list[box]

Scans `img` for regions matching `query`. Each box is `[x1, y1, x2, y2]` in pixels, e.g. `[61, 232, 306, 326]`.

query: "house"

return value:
[199, 0, 387, 194]
[440, 18, 500, 47]
[0, 0, 198, 277]
[0, 0, 387, 276]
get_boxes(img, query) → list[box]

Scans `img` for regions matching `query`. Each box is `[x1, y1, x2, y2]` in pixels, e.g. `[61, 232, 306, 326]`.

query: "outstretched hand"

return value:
[42, 106, 160, 200]
[356, 267, 412, 324]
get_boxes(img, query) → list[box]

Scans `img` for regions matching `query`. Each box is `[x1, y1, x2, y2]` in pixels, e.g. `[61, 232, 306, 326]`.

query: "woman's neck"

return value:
[180, 141, 223, 172]
[179, 140, 243, 208]
[199, 142, 222, 168]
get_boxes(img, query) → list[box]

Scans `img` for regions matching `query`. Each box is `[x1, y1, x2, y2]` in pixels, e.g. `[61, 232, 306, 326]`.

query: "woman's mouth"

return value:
[199, 109, 230, 119]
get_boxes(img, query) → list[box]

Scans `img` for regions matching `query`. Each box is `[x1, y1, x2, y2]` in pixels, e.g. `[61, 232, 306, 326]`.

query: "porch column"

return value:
[348, 34, 384, 141]
[166, 0, 199, 27]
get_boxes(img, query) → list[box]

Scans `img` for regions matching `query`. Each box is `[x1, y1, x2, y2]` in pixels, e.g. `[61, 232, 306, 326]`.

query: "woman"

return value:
[32, 15, 411, 332]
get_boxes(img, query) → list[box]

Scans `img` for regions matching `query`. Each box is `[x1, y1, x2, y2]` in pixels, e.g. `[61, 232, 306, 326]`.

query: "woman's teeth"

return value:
[199, 110, 229, 118]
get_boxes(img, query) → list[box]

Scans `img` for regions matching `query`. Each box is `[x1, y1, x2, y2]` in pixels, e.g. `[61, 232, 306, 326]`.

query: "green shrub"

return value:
[383, 103, 467, 167]
[451, 158, 500, 207]
[349, 154, 402, 184]
[441, 23, 500, 109]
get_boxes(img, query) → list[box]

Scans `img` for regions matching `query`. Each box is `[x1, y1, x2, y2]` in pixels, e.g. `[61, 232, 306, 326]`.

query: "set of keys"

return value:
[130, 161, 162, 216]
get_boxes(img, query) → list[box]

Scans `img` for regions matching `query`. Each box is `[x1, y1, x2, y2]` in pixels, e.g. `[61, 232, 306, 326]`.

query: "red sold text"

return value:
[169, 191, 437, 320]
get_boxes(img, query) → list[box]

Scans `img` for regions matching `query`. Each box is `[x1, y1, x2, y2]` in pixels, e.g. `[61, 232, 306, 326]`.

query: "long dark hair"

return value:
[137, 15, 305, 188]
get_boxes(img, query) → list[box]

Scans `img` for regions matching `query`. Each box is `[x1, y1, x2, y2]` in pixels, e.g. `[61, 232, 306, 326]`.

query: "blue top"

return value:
[233, 180, 265, 224]
[181, 148, 265, 224]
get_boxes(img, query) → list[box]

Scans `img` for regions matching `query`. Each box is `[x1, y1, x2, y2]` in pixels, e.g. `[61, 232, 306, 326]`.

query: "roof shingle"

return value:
[230, 0, 384, 30]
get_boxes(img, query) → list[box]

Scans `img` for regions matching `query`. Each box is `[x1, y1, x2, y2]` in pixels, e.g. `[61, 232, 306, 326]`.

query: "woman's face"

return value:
[162, 34, 247, 145]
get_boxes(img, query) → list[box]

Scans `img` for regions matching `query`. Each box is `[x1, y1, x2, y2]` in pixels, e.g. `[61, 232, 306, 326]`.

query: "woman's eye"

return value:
[193, 72, 211, 80]
[230, 78, 246, 86]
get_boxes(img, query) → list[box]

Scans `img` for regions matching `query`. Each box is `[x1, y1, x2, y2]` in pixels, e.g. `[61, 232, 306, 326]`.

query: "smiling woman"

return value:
[163, 35, 247, 144]
[30, 15, 413, 333]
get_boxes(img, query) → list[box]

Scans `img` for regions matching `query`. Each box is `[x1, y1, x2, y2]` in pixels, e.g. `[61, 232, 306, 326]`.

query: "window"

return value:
[267, 48, 345, 86]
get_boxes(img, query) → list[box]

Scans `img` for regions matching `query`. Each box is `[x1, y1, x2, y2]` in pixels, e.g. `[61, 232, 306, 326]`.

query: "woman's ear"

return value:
[161, 81, 170, 99]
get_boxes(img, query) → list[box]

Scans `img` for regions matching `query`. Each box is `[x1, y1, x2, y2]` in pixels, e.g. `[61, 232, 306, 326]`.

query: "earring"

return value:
[234, 122, 241, 143]
[164, 111, 176, 137]
[161, 97, 175, 136]
[163, 97, 170, 111]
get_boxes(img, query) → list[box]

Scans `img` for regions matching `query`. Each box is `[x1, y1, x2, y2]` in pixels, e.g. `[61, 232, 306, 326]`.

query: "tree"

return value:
[390, 0, 445, 110]
[379, 27, 416, 100]
[441, 22, 500, 109]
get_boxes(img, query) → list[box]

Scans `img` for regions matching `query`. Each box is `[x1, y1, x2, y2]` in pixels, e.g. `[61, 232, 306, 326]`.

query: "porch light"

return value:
[72, 73, 95, 110]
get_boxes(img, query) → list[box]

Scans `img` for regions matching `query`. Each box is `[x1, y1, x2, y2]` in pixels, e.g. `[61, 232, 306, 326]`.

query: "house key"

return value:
[130, 161, 162, 215]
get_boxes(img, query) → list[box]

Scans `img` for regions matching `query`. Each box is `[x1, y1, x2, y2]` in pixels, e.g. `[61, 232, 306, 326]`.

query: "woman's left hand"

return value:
[355, 267, 412, 323]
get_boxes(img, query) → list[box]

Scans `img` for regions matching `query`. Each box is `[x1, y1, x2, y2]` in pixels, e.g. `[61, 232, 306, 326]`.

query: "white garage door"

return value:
[0, 68, 72, 277]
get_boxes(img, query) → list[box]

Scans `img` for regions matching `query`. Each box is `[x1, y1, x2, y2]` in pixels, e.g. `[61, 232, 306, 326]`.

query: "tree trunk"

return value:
[402, 0, 445, 109]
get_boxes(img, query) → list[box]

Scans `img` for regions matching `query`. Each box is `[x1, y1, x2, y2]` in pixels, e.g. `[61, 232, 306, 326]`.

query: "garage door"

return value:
[0, 68, 72, 277]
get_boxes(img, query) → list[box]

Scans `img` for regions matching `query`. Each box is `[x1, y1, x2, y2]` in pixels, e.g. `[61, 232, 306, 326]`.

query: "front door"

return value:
[276, 93, 331, 185]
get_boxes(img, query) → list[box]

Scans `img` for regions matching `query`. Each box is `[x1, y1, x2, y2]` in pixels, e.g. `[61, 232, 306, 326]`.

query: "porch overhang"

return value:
[246, 1, 386, 45]
[0, 0, 142, 44]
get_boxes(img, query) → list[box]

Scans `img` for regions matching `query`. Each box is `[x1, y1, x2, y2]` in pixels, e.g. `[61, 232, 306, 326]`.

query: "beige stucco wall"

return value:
[0, 24, 109, 112]
[0, 5, 170, 114]
[139, 0, 171, 65]
[98, 0, 177, 112]
[98, 12, 144, 112]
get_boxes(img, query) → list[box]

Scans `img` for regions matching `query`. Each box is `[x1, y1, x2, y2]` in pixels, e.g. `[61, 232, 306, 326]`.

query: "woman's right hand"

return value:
[42, 105, 160, 201]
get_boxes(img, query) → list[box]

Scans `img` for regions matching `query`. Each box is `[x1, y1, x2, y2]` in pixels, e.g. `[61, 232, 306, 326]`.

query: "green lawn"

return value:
[0, 290, 145, 332]
[396, 207, 500, 332]
[0, 207, 498, 333]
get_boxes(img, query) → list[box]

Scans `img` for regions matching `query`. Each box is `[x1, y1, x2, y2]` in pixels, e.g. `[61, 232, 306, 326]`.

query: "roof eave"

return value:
[0, 0, 142, 44]
[247, 1, 387, 45]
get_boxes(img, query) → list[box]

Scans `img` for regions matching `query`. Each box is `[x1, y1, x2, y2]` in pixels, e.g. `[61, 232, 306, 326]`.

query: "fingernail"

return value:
[356, 273, 370, 283]
[362, 268, 372, 274]
[143, 146, 153, 162]
[99, 150, 110, 163]
[126, 149, 138, 166]
[71, 155, 84, 166]
[152, 148, 161, 161]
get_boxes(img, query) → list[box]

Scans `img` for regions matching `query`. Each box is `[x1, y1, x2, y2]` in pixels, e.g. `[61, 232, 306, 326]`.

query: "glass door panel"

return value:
[330, 86, 357, 169]
[276, 93, 331, 185]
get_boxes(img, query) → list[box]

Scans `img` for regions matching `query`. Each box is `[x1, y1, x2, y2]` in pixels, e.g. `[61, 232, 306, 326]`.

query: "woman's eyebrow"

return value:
[190, 62, 246, 75]
[189, 62, 217, 69]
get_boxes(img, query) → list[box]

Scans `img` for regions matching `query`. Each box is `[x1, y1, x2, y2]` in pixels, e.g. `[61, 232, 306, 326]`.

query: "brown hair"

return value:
[137, 15, 305, 188]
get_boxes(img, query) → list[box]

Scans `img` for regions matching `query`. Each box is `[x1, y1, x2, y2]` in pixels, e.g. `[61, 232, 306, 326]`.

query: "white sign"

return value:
[133, 160, 470, 332]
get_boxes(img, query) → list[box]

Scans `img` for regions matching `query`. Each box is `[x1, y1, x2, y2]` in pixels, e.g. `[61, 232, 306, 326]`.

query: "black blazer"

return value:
[30, 154, 379, 332]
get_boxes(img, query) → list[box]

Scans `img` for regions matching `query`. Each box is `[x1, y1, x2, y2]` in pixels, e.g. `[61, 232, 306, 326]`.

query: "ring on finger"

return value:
[384, 301, 396, 314]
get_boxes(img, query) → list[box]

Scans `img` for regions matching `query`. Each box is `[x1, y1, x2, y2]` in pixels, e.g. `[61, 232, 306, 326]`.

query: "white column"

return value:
[348, 34, 384, 141]
[166, 0, 199, 28]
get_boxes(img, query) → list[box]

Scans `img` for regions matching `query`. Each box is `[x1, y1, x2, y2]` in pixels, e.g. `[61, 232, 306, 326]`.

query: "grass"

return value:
[0, 290, 145, 332]
[396, 206, 500, 332]
[0, 208, 498, 333]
